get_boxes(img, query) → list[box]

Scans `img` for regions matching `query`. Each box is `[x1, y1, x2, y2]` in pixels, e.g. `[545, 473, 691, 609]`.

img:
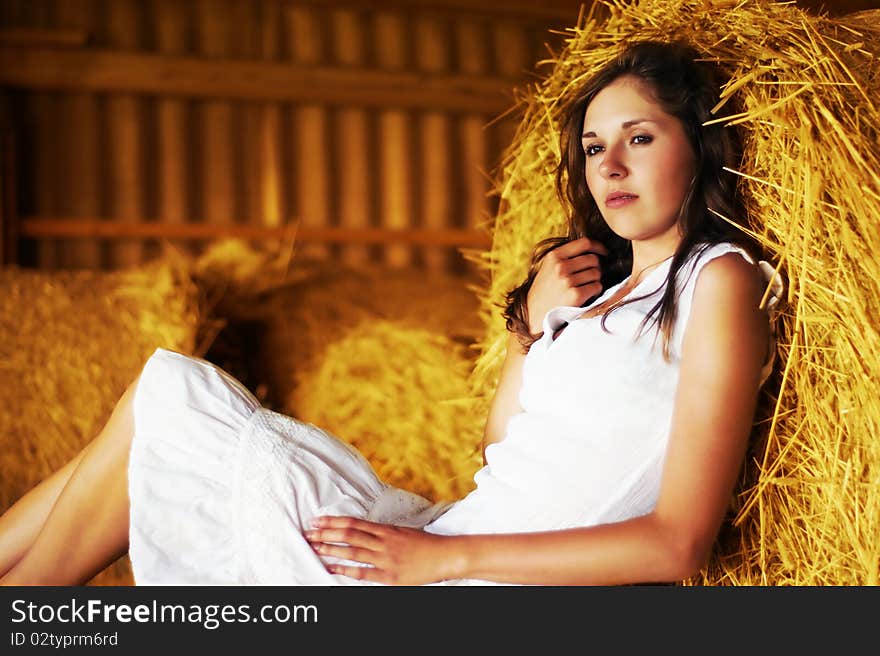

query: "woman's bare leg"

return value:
[0, 449, 87, 577]
[0, 378, 139, 586]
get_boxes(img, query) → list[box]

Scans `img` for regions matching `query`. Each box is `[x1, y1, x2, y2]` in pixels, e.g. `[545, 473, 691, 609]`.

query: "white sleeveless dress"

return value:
[128, 242, 781, 585]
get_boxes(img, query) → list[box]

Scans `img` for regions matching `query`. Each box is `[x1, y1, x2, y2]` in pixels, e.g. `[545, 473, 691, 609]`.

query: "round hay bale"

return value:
[288, 319, 483, 503]
[191, 241, 486, 503]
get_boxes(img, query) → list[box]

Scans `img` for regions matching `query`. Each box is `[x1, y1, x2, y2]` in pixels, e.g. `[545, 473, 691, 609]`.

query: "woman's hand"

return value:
[527, 237, 608, 333]
[305, 516, 460, 585]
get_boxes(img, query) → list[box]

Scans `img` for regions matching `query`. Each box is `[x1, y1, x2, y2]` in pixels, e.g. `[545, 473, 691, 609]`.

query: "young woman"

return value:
[0, 41, 780, 586]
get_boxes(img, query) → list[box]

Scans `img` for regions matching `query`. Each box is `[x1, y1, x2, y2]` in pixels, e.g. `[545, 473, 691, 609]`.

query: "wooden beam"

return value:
[0, 133, 16, 266]
[19, 217, 492, 248]
[0, 28, 89, 48]
[285, 0, 585, 23]
[0, 46, 524, 113]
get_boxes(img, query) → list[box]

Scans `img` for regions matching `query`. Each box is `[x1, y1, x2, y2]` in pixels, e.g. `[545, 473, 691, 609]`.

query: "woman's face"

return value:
[581, 75, 696, 253]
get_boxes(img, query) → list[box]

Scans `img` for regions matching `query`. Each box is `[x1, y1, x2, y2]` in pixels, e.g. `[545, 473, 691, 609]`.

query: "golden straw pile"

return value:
[291, 319, 482, 502]
[191, 239, 485, 503]
[0, 256, 202, 585]
[468, 0, 880, 585]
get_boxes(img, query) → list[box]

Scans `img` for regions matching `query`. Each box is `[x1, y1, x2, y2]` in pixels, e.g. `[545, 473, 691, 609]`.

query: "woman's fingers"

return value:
[305, 516, 388, 566]
[305, 526, 383, 551]
[305, 517, 451, 585]
[563, 253, 602, 277]
[570, 271, 602, 290]
[548, 248, 602, 282]
[560, 255, 602, 306]
[310, 515, 383, 534]
[527, 237, 607, 332]
[556, 236, 608, 259]
[309, 540, 376, 565]
[325, 563, 388, 583]
[304, 517, 398, 580]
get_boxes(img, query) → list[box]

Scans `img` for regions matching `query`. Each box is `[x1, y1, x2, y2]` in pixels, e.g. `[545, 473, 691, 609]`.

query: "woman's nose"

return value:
[599, 146, 627, 179]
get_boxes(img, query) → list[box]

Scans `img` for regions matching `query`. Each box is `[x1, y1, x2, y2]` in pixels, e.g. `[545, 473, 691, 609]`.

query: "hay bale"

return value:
[194, 241, 483, 401]
[249, 263, 484, 413]
[0, 256, 201, 585]
[470, 0, 880, 584]
[191, 240, 485, 501]
[290, 319, 483, 503]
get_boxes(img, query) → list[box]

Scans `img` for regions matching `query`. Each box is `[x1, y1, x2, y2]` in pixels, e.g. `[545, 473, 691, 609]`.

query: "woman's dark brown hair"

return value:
[503, 40, 757, 357]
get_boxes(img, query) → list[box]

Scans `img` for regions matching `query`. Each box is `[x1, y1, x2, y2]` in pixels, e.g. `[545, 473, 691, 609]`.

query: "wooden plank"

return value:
[55, 0, 101, 268]
[239, 1, 266, 235]
[0, 2, 29, 26]
[294, 105, 331, 259]
[456, 18, 490, 75]
[196, 0, 233, 57]
[334, 106, 372, 266]
[58, 93, 102, 268]
[288, 4, 331, 261]
[0, 46, 520, 114]
[0, 131, 17, 266]
[256, 0, 284, 232]
[257, 104, 284, 228]
[105, 0, 144, 268]
[156, 100, 190, 233]
[460, 115, 491, 232]
[197, 107, 235, 232]
[332, 8, 370, 267]
[456, 20, 492, 236]
[30, 91, 59, 268]
[285, 2, 323, 64]
[228, 0, 260, 59]
[196, 0, 235, 243]
[330, 7, 365, 65]
[18, 2, 57, 267]
[415, 14, 452, 272]
[19, 217, 492, 247]
[285, 0, 585, 23]
[373, 11, 413, 268]
[492, 20, 530, 77]
[489, 19, 529, 213]
[0, 28, 89, 47]
[155, 0, 191, 258]
[152, 0, 189, 54]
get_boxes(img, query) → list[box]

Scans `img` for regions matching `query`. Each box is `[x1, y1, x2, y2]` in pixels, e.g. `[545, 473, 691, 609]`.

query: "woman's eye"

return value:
[584, 144, 603, 157]
[631, 134, 653, 145]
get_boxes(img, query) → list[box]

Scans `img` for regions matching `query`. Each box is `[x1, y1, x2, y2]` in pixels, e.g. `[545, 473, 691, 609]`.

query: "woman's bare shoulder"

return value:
[692, 251, 766, 311]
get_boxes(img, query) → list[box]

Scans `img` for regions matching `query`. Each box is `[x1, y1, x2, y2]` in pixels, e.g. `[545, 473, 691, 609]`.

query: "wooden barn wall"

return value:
[0, 0, 873, 273]
[0, 0, 584, 273]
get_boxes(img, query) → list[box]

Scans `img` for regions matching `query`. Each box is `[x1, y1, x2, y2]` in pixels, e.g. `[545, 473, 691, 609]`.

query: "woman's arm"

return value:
[450, 252, 771, 584]
[482, 237, 607, 461]
[480, 333, 527, 461]
[308, 253, 769, 585]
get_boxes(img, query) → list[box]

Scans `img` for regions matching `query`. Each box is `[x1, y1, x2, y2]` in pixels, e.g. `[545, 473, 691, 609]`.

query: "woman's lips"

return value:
[605, 193, 639, 208]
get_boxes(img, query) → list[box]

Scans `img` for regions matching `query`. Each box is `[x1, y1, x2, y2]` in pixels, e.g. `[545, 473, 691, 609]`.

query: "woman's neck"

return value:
[629, 243, 678, 284]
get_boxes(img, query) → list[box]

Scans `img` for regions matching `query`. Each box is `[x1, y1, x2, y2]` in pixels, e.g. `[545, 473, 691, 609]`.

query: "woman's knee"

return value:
[95, 376, 140, 449]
